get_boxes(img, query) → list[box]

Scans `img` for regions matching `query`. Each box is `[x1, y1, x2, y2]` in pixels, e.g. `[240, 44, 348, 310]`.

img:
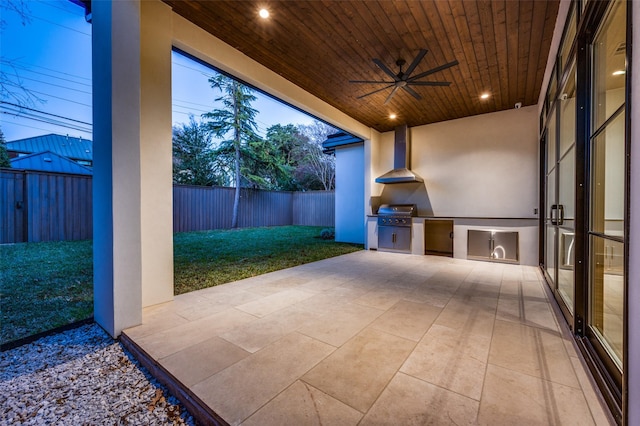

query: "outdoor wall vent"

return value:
[375, 124, 424, 184]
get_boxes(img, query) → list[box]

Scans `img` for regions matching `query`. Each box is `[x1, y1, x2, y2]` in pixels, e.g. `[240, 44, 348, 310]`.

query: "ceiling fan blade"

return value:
[357, 83, 396, 99]
[402, 85, 422, 100]
[409, 81, 452, 86]
[383, 85, 402, 105]
[349, 79, 395, 84]
[404, 49, 428, 78]
[373, 58, 400, 81]
[408, 60, 459, 82]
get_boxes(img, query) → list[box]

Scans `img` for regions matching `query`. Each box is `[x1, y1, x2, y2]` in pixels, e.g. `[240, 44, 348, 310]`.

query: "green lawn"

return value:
[0, 240, 94, 346]
[1, 226, 362, 345]
[173, 226, 362, 294]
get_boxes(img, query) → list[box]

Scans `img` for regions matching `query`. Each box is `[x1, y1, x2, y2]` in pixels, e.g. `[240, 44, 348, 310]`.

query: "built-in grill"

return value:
[377, 204, 417, 253]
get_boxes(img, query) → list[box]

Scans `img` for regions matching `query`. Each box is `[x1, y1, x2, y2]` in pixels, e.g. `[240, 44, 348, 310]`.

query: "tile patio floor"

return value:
[123, 251, 613, 425]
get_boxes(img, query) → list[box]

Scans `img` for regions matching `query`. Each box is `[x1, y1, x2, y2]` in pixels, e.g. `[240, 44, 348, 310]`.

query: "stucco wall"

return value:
[335, 144, 365, 244]
[374, 106, 539, 219]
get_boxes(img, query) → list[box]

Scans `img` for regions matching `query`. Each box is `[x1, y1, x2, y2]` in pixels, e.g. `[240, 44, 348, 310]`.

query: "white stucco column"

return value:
[92, 0, 174, 338]
[140, 1, 174, 307]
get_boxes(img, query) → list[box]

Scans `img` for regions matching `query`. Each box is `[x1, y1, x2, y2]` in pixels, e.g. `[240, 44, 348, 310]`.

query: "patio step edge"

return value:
[119, 331, 229, 426]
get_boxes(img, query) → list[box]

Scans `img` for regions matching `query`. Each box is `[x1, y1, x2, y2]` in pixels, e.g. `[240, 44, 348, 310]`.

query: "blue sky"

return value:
[0, 0, 316, 142]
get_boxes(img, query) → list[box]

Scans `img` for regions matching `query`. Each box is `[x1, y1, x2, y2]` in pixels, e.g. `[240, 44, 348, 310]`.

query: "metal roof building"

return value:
[9, 151, 93, 175]
[6, 134, 93, 164]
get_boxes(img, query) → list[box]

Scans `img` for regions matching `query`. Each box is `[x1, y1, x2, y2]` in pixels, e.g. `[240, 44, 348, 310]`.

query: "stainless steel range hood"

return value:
[375, 124, 424, 184]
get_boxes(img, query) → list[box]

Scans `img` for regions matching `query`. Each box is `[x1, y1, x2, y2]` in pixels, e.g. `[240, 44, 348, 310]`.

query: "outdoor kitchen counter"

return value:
[366, 216, 539, 266]
[367, 215, 538, 220]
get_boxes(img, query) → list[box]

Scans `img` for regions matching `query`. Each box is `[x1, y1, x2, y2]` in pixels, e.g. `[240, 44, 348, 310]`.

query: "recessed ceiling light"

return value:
[480, 93, 490, 100]
[259, 8, 269, 19]
[612, 70, 625, 76]
[389, 113, 397, 120]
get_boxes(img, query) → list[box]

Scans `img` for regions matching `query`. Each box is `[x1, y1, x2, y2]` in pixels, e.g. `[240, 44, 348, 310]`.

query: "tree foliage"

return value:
[263, 124, 306, 190]
[202, 75, 265, 227]
[263, 122, 337, 191]
[172, 115, 221, 186]
[172, 73, 338, 206]
[0, 127, 11, 168]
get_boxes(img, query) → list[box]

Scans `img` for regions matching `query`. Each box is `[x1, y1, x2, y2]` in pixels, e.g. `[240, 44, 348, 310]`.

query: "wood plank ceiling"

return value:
[164, 0, 560, 133]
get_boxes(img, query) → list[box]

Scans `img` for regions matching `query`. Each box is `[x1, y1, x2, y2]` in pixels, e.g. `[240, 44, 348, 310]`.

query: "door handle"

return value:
[550, 204, 563, 225]
[392, 233, 396, 243]
[557, 205, 564, 225]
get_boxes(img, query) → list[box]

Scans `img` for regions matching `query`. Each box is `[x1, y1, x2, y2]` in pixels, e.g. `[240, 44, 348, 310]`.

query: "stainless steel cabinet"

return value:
[467, 230, 519, 263]
[378, 226, 411, 253]
[425, 220, 453, 257]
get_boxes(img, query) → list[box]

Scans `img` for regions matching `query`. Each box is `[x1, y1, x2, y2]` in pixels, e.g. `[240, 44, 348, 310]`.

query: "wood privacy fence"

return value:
[1, 169, 93, 243]
[173, 185, 335, 232]
[0, 170, 335, 243]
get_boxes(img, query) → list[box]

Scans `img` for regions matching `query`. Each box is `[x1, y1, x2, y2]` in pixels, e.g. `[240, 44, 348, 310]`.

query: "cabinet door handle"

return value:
[550, 204, 558, 225]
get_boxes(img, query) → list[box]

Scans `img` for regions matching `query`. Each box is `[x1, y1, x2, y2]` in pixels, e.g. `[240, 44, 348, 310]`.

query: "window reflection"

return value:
[592, 0, 626, 130]
[547, 108, 557, 170]
[591, 111, 625, 236]
[559, 9, 576, 74]
[588, 0, 626, 375]
[559, 67, 576, 158]
[558, 230, 574, 311]
[590, 236, 624, 369]
[545, 226, 556, 285]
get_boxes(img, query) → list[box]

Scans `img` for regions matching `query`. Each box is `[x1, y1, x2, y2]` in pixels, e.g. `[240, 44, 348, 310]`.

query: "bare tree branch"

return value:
[1, 1, 43, 108]
[298, 121, 337, 190]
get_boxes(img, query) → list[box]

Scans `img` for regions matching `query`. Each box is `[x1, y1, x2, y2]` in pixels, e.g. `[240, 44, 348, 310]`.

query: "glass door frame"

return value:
[541, 5, 579, 329]
[542, 101, 576, 325]
[538, 0, 629, 422]
[581, 1, 627, 419]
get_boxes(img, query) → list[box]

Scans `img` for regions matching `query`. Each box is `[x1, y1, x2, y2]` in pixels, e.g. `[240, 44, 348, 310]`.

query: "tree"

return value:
[241, 136, 291, 190]
[203, 75, 262, 228]
[0, 127, 11, 168]
[264, 124, 307, 190]
[298, 121, 337, 190]
[262, 122, 339, 191]
[172, 115, 222, 186]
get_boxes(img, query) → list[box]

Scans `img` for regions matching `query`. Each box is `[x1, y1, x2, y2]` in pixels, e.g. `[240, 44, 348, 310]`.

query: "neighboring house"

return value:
[9, 151, 93, 175]
[6, 134, 93, 167]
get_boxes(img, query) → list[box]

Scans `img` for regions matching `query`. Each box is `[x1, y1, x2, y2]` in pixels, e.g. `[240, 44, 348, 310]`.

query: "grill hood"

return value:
[375, 124, 424, 184]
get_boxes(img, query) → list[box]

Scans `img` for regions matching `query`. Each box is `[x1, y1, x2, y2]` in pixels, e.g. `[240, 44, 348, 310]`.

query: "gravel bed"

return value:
[0, 324, 195, 425]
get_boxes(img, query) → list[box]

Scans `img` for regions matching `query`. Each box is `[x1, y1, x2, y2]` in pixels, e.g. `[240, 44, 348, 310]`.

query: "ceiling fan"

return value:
[349, 49, 459, 105]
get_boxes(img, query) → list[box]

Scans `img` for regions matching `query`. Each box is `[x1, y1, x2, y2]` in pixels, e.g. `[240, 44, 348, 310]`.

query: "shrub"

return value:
[320, 228, 335, 240]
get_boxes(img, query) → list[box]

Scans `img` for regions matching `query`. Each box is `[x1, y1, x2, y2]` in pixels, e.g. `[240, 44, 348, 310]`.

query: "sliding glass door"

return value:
[540, 0, 628, 419]
[557, 65, 577, 316]
[544, 63, 577, 321]
[587, 0, 626, 383]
